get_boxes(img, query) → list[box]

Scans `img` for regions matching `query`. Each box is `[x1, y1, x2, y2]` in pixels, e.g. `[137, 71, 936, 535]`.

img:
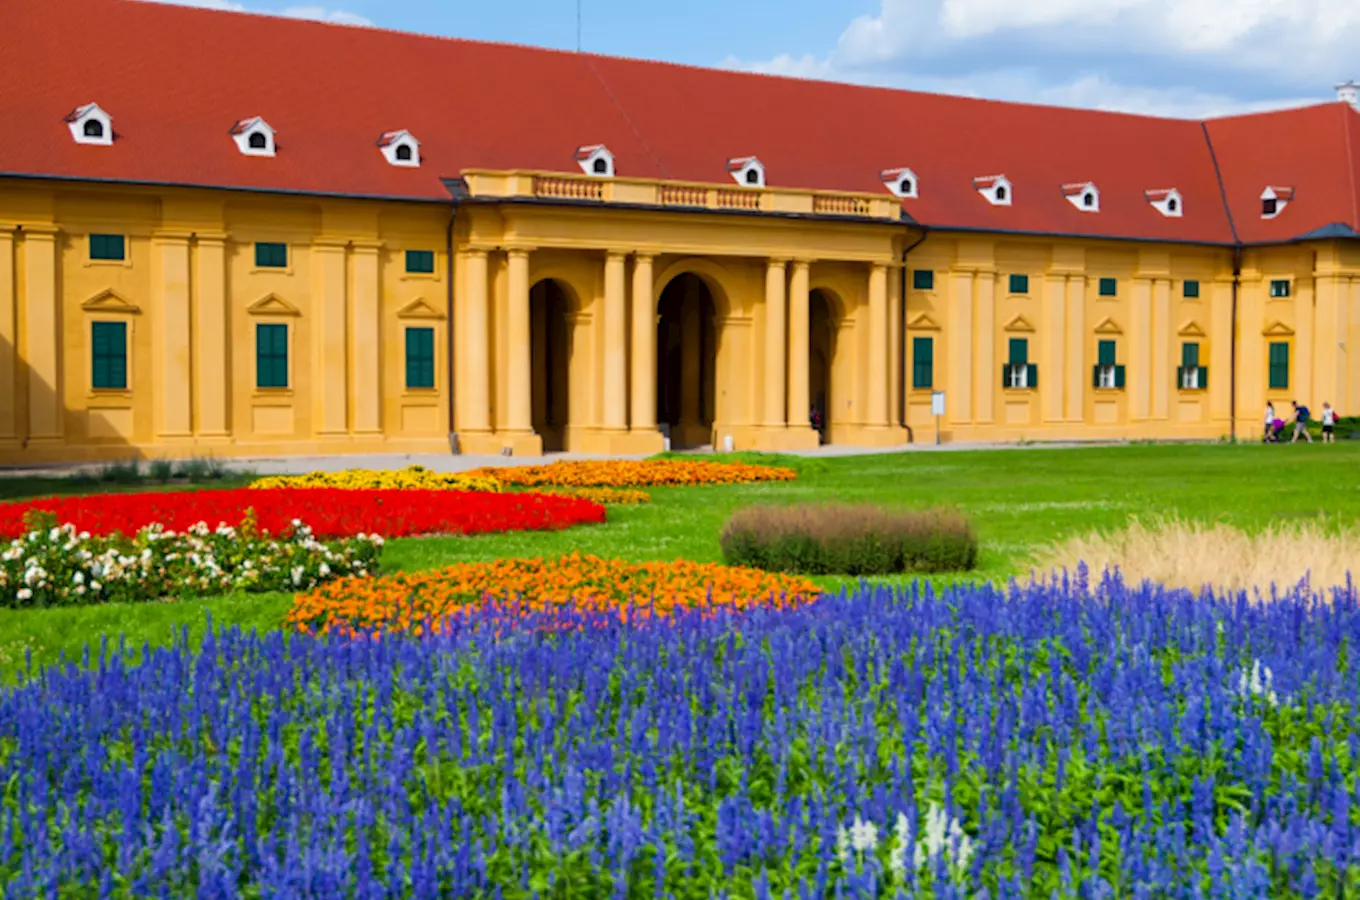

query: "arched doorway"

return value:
[657, 274, 717, 449]
[530, 279, 571, 452]
[809, 289, 835, 445]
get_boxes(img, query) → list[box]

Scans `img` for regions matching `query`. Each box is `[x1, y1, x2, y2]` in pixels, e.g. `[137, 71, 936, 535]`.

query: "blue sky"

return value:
[147, 0, 1358, 118]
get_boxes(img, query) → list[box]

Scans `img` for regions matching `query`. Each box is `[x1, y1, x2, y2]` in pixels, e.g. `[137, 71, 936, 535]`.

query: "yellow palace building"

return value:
[2, 0, 1360, 463]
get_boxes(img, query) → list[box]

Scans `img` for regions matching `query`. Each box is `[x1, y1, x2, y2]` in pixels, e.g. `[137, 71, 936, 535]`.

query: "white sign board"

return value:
[931, 391, 946, 417]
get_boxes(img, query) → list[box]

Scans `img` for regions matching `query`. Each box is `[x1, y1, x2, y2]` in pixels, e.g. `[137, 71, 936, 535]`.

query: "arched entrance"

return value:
[530, 279, 572, 452]
[809, 289, 836, 445]
[657, 274, 717, 449]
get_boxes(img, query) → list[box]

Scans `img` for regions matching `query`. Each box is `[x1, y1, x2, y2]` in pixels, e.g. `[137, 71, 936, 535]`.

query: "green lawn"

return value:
[2, 442, 1357, 680]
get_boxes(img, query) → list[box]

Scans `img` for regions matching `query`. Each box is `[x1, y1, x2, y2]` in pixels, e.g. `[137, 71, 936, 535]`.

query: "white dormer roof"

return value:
[1261, 185, 1293, 219]
[880, 167, 919, 199]
[727, 156, 765, 188]
[1145, 188, 1183, 218]
[974, 174, 1011, 206]
[378, 130, 420, 167]
[230, 117, 276, 157]
[65, 102, 113, 146]
[1062, 181, 1099, 212]
[575, 144, 615, 177]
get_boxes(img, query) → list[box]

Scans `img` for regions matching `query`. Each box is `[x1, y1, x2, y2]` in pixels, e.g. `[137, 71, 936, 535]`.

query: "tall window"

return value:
[1098, 277, 1117, 297]
[256, 323, 289, 389]
[1268, 342, 1290, 389]
[1178, 342, 1206, 390]
[255, 242, 288, 268]
[912, 336, 934, 389]
[1094, 340, 1125, 389]
[89, 234, 125, 261]
[405, 327, 436, 389]
[1008, 274, 1029, 294]
[91, 322, 128, 390]
[912, 269, 934, 291]
[1183, 280, 1200, 299]
[1004, 338, 1035, 389]
[1269, 279, 1291, 298]
[405, 250, 435, 274]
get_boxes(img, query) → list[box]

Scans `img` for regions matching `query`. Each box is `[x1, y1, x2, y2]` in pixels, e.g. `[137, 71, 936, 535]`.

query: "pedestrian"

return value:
[1263, 401, 1276, 443]
[1290, 400, 1313, 444]
[1321, 402, 1337, 444]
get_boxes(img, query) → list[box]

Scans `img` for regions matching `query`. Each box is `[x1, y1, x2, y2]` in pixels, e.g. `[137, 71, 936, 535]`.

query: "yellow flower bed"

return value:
[538, 486, 651, 505]
[250, 465, 502, 493]
[470, 459, 796, 489]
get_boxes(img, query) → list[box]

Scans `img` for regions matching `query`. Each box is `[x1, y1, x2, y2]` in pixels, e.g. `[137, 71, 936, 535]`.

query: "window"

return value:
[91, 321, 127, 390]
[89, 234, 125, 261]
[1183, 280, 1200, 299]
[396, 144, 413, 162]
[249, 132, 268, 150]
[912, 269, 934, 291]
[83, 119, 104, 139]
[1168, 198, 1177, 212]
[255, 242, 287, 268]
[1094, 339, 1125, 389]
[995, 185, 1007, 201]
[1269, 279, 1291, 298]
[256, 323, 289, 389]
[1263, 198, 1278, 216]
[1009, 274, 1029, 294]
[1083, 193, 1094, 208]
[1098, 277, 1117, 297]
[912, 336, 934, 389]
[1178, 342, 1206, 390]
[745, 168, 760, 185]
[1268, 342, 1290, 389]
[1004, 338, 1036, 389]
[405, 327, 435, 389]
[405, 250, 435, 275]
[593, 157, 609, 174]
[900, 177, 913, 195]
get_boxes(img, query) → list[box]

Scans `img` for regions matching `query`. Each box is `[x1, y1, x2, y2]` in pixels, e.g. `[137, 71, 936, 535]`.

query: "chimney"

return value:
[1338, 81, 1360, 108]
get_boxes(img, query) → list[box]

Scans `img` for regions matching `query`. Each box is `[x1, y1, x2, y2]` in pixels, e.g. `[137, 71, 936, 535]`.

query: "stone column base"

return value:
[576, 429, 666, 455]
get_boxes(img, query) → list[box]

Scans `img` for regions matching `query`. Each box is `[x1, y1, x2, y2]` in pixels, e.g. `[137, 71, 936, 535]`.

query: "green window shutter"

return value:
[1008, 338, 1028, 365]
[1092, 365, 1100, 388]
[256, 323, 289, 388]
[255, 242, 288, 268]
[1008, 274, 1029, 294]
[911, 336, 933, 388]
[405, 250, 435, 274]
[912, 269, 934, 291]
[1098, 277, 1117, 297]
[1268, 342, 1289, 389]
[1098, 340, 1116, 366]
[405, 327, 436, 389]
[1001, 364, 1009, 388]
[1183, 280, 1200, 299]
[1181, 342, 1199, 367]
[1200, 367, 1208, 389]
[90, 234, 126, 261]
[1269, 279, 1291, 298]
[91, 321, 128, 389]
[1026, 363, 1038, 389]
[1114, 365, 1126, 389]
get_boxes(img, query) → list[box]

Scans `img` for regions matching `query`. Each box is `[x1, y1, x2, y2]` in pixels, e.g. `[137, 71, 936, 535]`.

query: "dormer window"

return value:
[880, 167, 919, 199]
[1063, 182, 1100, 212]
[727, 156, 765, 188]
[231, 117, 276, 157]
[1145, 188, 1183, 218]
[1261, 186, 1293, 219]
[378, 130, 421, 168]
[65, 103, 113, 146]
[974, 175, 1012, 206]
[574, 144, 614, 177]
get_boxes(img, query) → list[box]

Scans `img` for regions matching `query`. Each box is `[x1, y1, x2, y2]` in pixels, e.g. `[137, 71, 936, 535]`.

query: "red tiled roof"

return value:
[1, 0, 1357, 245]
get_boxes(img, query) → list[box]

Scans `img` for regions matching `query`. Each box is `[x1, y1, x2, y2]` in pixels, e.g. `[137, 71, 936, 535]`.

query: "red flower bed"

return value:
[0, 488, 605, 540]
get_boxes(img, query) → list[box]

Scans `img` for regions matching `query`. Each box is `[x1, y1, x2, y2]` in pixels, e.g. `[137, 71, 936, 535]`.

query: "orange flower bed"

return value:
[469, 459, 797, 489]
[536, 486, 652, 505]
[287, 552, 820, 635]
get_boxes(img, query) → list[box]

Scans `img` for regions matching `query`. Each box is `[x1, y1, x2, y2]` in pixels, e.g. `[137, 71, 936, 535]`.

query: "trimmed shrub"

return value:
[720, 503, 978, 575]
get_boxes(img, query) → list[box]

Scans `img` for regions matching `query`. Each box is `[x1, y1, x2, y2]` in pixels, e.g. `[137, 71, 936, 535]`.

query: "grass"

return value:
[2, 441, 1359, 679]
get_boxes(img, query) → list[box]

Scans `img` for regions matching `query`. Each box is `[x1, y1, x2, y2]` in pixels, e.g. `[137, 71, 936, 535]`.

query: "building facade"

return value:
[1, 0, 1359, 463]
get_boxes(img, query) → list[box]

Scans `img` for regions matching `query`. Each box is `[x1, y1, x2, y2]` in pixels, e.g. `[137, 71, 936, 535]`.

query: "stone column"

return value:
[312, 240, 349, 436]
[867, 263, 889, 427]
[602, 251, 628, 432]
[787, 260, 810, 426]
[194, 234, 229, 439]
[460, 249, 491, 435]
[630, 253, 656, 433]
[0, 227, 17, 444]
[23, 228, 62, 445]
[887, 263, 902, 427]
[949, 270, 974, 424]
[505, 248, 532, 434]
[153, 233, 193, 440]
[350, 242, 382, 436]
[763, 259, 787, 428]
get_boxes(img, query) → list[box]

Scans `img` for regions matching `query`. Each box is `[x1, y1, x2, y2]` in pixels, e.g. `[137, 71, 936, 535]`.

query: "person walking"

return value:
[1321, 402, 1337, 444]
[1264, 401, 1276, 443]
[1290, 400, 1313, 444]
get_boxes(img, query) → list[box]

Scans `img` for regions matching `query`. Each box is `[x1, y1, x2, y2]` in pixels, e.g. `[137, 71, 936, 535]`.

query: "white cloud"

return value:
[136, 0, 370, 26]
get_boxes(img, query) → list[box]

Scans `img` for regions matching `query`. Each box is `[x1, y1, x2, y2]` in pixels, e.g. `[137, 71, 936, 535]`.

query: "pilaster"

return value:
[887, 263, 902, 426]
[0, 227, 16, 445]
[350, 241, 382, 436]
[1294, 276, 1315, 405]
[194, 234, 230, 439]
[1152, 277, 1172, 420]
[457, 249, 492, 444]
[22, 227, 62, 445]
[787, 260, 811, 428]
[1208, 276, 1234, 427]
[1130, 277, 1153, 421]
[1044, 274, 1066, 424]
[602, 251, 628, 432]
[866, 262, 889, 427]
[974, 273, 996, 425]
[763, 258, 788, 429]
[630, 253, 657, 433]
[312, 239, 349, 437]
[152, 233, 193, 440]
[505, 248, 533, 435]
[949, 269, 975, 424]
[1064, 275, 1086, 423]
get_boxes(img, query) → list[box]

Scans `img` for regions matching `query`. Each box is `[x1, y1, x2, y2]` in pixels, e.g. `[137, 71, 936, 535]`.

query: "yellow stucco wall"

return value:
[0, 173, 1357, 464]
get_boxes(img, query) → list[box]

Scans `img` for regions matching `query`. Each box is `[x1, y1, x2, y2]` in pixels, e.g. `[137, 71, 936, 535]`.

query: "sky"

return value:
[142, 0, 1358, 119]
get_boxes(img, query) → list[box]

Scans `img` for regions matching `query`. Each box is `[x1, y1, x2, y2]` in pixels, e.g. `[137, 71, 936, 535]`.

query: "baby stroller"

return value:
[1265, 418, 1286, 442]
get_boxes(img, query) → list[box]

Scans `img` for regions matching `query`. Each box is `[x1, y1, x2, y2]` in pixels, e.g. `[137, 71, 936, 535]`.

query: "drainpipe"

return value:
[900, 226, 929, 441]
[1230, 244, 1241, 441]
[445, 202, 459, 453]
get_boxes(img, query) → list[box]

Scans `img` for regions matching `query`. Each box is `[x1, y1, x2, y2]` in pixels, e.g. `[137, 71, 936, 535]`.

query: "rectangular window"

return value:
[255, 242, 288, 269]
[1179, 342, 1205, 390]
[912, 269, 934, 291]
[1004, 338, 1035, 389]
[405, 327, 436, 389]
[911, 336, 934, 389]
[1268, 341, 1290, 389]
[1095, 339, 1123, 389]
[89, 234, 125, 261]
[1183, 280, 1200, 299]
[91, 321, 128, 390]
[1098, 277, 1117, 297]
[1008, 274, 1029, 294]
[1269, 279, 1291, 298]
[405, 250, 436, 275]
[256, 323, 289, 389]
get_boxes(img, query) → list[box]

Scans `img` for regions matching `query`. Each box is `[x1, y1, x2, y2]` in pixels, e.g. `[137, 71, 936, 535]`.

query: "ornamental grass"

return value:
[469, 459, 797, 488]
[287, 552, 819, 635]
[721, 503, 978, 575]
[250, 465, 501, 493]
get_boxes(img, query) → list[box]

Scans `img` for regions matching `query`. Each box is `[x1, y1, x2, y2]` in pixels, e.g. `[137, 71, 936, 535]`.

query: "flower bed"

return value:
[469, 458, 797, 488]
[2, 515, 379, 607]
[287, 552, 818, 635]
[250, 465, 501, 493]
[536, 486, 651, 505]
[5, 573, 1358, 895]
[0, 488, 605, 540]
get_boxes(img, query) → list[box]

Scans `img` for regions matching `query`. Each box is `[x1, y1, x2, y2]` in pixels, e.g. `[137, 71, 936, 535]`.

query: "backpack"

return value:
[1297, 406, 1310, 422]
